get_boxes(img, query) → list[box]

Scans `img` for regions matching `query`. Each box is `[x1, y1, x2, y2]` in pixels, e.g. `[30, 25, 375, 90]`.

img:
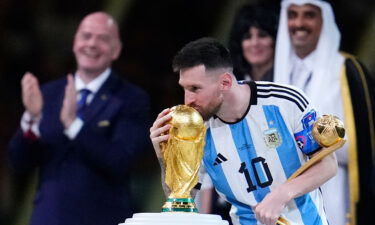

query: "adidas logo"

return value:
[213, 153, 227, 166]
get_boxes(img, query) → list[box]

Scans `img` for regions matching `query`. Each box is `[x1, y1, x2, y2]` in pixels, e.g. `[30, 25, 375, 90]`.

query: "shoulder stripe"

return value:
[256, 83, 309, 106]
[257, 88, 307, 108]
[258, 93, 305, 112]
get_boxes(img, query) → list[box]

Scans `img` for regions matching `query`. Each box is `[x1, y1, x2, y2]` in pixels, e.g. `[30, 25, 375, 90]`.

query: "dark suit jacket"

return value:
[9, 72, 151, 225]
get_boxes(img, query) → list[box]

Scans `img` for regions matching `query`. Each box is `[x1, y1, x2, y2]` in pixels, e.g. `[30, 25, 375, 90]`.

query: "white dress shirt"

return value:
[290, 51, 316, 92]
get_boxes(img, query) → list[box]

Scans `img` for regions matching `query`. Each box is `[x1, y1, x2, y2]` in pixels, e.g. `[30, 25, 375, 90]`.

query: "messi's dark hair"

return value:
[172, 37, 233, 72]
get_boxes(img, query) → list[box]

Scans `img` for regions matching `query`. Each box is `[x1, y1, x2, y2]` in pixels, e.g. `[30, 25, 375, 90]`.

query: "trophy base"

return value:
[119, 212, 229, 225]
[162, 198, 198, 212]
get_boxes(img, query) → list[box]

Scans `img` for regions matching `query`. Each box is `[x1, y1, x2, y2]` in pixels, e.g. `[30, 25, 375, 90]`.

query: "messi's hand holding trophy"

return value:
[277, 115, 346, 225]
[120, 105, 228, 225]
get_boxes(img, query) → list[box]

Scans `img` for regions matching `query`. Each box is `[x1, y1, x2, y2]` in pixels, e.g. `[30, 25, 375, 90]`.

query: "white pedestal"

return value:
[119, 212, 229, 225]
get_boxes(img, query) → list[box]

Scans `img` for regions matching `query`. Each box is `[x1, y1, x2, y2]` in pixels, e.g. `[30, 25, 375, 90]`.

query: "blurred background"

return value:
[0, 0, 374, 224]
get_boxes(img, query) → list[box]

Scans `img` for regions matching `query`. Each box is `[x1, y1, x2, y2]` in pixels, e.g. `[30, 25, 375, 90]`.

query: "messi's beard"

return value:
[190, 95, 223, 121]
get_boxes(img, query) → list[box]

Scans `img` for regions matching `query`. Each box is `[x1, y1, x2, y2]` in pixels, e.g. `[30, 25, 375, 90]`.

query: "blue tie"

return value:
[77, 89, 91, 120]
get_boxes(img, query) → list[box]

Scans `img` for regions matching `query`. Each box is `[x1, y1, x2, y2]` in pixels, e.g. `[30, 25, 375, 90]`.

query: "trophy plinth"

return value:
[160, 105, 206, 213]
[120, 212, 229, 225]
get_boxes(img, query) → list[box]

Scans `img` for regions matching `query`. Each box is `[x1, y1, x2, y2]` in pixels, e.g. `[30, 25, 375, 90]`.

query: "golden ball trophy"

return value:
[277, 115, 346, 225]
[160, 105, 206, 212]
[312, 115, 345, 147]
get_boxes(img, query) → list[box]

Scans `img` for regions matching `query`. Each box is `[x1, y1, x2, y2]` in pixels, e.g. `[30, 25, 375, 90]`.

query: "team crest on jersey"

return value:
[263, 128, 282, 148]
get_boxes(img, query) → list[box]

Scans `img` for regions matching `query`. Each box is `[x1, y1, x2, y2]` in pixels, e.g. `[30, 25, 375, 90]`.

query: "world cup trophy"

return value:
[119, 105, 229, 225]
[277, 114, 346, 225]
[160, 105, 206, 212]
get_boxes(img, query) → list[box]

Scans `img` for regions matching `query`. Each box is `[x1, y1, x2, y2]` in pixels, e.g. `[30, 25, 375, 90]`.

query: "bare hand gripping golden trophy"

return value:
[277, 115, 346, 225]
[160, 105, 206, 212]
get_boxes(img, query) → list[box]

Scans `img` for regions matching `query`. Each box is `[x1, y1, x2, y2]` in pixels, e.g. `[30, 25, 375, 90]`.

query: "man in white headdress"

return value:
[274, 0, 375, 224]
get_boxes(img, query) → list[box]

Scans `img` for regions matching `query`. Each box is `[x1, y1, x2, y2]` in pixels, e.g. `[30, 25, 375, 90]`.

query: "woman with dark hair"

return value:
[228, 3, 279, 81]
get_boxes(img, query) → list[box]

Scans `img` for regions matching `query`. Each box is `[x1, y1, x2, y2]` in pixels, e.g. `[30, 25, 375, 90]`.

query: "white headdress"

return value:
[274, 0, 345, 115]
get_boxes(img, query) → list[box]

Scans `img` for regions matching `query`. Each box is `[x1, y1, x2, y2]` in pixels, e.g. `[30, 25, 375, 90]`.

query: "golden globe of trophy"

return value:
[160, 105, 206, 212]
[312, 114, 345, 147]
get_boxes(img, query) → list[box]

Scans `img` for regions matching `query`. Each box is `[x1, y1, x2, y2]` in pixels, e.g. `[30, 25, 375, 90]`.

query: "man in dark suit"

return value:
[8, 12, 150, 225]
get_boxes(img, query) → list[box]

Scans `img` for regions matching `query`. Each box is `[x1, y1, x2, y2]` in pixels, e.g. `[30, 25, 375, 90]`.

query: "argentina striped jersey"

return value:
[202, 81, 327, 225]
